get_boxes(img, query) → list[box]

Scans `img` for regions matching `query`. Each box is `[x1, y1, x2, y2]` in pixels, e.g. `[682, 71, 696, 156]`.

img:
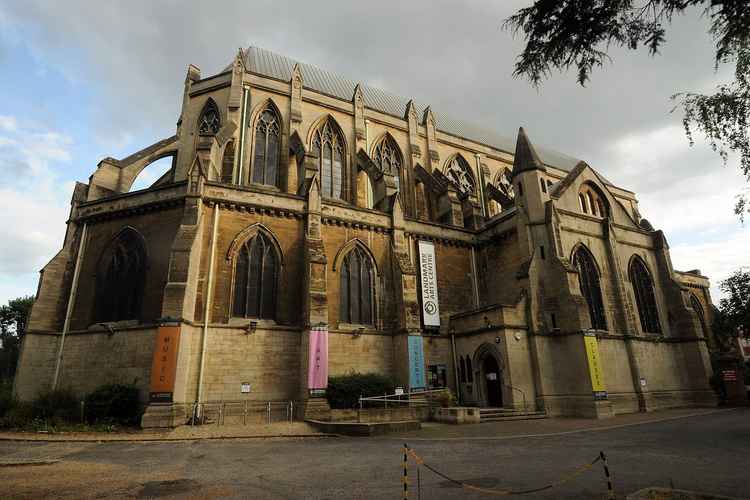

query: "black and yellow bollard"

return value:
[600, 451, 615, 499]
[402, 444, 409, 499]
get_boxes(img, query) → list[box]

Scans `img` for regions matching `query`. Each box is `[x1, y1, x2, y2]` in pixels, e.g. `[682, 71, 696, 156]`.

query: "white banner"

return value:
[418, 240, 440, 327]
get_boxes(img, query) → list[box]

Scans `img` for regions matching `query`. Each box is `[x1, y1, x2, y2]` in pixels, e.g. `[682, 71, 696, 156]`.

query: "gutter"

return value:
[196, 204, 220, 406]
[52, 222, 88, 390]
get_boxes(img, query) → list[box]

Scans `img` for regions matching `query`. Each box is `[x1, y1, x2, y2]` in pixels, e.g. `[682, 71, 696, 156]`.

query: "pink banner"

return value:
[307, 326, 329, 389]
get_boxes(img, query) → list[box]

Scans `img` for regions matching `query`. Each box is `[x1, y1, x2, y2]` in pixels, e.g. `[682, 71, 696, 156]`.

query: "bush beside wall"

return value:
[327, 372, 397, 409]
[0, 383, 142, 430]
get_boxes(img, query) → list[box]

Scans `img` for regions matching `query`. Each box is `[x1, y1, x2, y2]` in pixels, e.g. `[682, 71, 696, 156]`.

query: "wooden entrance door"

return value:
[483, 355, 503, 407]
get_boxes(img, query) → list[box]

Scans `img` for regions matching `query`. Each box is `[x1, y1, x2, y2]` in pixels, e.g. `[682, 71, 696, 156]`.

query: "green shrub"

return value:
[435, 388, 456, 408]
[0, 402, 34, 429]
[0, 380, 14, 418]
[326, 372, 397, 409]
[32, 387, 79, 425]
[84, 383, 142, 426]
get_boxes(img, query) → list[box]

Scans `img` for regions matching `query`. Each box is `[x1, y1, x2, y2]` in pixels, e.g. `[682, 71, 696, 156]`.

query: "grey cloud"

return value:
[1, 0, 746, 292]
[1, 1, 721, 170]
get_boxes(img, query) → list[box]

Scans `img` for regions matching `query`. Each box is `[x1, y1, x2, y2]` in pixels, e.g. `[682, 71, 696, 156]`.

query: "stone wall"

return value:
[71, 207, 184, 329]
[14, 327, 157, 402]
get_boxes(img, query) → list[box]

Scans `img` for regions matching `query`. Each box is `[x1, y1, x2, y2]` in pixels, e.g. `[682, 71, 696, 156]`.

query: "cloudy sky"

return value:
[0, 0, 747, 305]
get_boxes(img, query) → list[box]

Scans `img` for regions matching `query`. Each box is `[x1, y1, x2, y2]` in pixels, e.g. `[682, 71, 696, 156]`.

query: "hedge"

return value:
[326, 372, 397, 409]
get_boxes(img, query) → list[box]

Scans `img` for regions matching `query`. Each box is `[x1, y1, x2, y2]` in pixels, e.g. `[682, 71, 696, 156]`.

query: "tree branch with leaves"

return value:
[505, 0, 750, 219]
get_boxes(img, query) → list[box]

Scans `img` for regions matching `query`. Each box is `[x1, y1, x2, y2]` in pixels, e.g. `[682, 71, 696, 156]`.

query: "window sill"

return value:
[88, 319, 140, 331]
[228, 317, 278, 328]
[337, 323, 376, 333]
[247, 183, 281, 193]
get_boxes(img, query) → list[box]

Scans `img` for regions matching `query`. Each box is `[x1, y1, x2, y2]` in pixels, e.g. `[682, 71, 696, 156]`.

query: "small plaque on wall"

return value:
[241, 383, 251, 393]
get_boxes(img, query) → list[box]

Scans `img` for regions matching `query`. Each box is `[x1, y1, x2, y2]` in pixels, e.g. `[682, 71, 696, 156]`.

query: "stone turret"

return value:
[511, 127, 548, 222]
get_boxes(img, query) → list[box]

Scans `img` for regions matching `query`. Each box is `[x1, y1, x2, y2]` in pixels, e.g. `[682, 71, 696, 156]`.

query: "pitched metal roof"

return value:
[240, 46, 582, 172]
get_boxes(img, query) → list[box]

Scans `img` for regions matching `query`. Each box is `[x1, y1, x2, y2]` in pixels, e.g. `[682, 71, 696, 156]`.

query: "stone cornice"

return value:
[77, 183, 187, 223]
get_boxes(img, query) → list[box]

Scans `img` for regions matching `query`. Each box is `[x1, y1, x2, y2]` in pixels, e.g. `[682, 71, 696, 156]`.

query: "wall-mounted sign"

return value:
[149, 325, 181, 403]
[395, 387, 404, 396]
[722, 370, 737, 382]
[241, 383, 251, 393]
[408, 336, 426, 390]
[307, 325, 329, 390]
[583, 332, 607, 400]
[418, 241, 440, 328]
[639, 377, 647, 387]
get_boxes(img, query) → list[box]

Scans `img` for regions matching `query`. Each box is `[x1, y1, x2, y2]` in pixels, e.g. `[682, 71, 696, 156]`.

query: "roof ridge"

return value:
[236, 46, 585, 174]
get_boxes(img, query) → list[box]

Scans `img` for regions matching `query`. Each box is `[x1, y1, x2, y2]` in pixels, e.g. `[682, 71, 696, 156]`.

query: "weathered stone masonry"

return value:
[14, 47, 717, 424]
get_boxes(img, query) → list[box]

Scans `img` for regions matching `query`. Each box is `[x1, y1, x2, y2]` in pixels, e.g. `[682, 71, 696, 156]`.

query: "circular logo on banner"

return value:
[424, 301, 437, 315]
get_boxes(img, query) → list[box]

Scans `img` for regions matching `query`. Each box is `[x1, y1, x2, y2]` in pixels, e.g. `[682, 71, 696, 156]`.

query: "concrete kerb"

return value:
[385, 407, 739, 442]
[0, 459, 62, 467]
[0, 408, 737, 443]
[0, 432, 337, 444]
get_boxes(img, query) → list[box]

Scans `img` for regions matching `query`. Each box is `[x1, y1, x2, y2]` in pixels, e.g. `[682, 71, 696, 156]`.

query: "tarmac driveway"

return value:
[1, 408, 748, 499]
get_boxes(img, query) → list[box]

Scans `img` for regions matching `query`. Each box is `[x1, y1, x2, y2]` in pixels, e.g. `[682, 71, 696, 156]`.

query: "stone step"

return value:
[479, 408, 539, 415]
[477, 407, 548, 422]
[480, 413, 548, 422]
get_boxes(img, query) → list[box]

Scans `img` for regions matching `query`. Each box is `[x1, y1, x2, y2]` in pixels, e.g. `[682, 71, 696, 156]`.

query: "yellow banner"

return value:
[583, 334, 606, 395]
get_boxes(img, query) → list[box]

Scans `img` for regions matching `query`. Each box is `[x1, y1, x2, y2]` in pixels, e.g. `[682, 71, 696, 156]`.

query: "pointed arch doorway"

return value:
[482, 355, 503, 407]
[474, 343, 504, 408]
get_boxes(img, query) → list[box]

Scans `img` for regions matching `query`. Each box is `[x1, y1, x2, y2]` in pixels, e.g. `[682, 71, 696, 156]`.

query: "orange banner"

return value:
[149, 325, 181, 402]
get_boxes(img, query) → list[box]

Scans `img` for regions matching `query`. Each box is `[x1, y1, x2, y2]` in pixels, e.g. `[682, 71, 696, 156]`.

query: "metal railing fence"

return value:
[181, 400, 298, 426]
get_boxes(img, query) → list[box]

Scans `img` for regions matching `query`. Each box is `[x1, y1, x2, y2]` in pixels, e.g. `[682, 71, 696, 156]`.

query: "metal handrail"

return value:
[190, 400, 298, 426]
[358, 388, 450, 408]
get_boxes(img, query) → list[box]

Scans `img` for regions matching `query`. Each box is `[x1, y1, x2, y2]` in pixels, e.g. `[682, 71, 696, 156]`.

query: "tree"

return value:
[504, 1, 750, 219]
[714, 268, 750, 347]
[0, 295, 35, 381]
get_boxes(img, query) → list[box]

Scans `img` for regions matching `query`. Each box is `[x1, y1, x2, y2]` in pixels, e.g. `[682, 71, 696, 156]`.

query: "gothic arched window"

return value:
[629, 257, 661, 334]
[690, 293, 711, 345]
[499, 169, 514, 200]
[221, 140, 235, 183]
[579, 193, 588, 213]
[373, 135, 403, 191]
[198, 98, 221, 136]
[444, 155, 475, 195]
[252, 108, 281, 187]
[573, 246, 607, 330]
[233, 233, 278, 319]
[312, 118, 346, 200]
[95, 229, 146, 323]
[579, 185, 608, 217]
[340, 246, 375, 325]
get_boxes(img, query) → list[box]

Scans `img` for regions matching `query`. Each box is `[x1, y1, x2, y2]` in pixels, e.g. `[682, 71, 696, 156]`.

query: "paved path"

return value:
[2, 408, 749, 499]
[0, 422, 328, 442]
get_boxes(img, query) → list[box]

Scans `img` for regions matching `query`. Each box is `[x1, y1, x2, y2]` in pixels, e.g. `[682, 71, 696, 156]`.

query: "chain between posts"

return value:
[402, 444, 611, 497]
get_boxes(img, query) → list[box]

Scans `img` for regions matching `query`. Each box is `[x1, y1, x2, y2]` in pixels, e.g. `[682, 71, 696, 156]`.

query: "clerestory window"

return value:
[312, 118, 346, 200]
[252, 108, 281, 187]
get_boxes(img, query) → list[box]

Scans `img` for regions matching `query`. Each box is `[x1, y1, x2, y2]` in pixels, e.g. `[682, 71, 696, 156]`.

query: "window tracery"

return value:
[340, 246, 375, 325]
[578, 185, 607, 217]
[252, 108, 281, 186]
[373, 135, 402, 191]
[497, 168, 514, 201]
[444, 155, 475, 195]
[629, 257, 661, 334]
[573, 246, 607, 331]
[95, 229, 146, 323]
[198, 99, 221, 135]
[312, 118, 345, 199]
[233, 232, 278, 320]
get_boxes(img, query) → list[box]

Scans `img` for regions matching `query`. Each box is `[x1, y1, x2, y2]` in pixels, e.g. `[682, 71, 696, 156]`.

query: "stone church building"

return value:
[14, 47, 718, 424]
